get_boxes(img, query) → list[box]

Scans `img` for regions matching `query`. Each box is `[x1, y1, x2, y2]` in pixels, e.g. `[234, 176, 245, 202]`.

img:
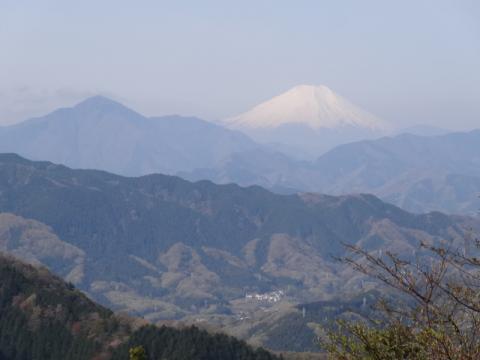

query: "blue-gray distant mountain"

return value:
[183, 131, 480, 214]
[0, 96, 259, 176]
[395, 124, 452, 137]
[2, 96, 479, 215]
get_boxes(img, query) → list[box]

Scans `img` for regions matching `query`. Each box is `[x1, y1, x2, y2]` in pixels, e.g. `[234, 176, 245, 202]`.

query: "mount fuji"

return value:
[222, 85, 391, 158]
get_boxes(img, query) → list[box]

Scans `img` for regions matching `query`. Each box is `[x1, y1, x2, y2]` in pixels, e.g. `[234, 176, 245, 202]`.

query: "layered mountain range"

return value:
[0, 154, 477, 351]
[184, 130, 480, 214]
[0, 93, 478, 215]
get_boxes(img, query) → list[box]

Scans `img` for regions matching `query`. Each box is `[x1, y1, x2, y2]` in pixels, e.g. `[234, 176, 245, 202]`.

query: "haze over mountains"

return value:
[0, 95, 259, 176]
[4, 0, 479, 357]
[0, 91, 478, 215]
[185, 130, 480, 214]
[0, 88, 479, 352]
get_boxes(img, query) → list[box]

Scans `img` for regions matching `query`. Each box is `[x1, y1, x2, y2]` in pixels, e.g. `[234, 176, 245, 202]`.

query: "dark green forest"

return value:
[0, 254, 122, 360]
[0, 254, 279, 360]
[113, 325, 279, 360]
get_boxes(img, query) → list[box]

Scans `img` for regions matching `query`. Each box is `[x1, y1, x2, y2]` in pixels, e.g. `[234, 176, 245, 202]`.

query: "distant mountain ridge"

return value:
[0, 96, 259, 176]
[183, 130, 480, 214]
[394, 124, 452, 137]
[1, 95, 479, 215]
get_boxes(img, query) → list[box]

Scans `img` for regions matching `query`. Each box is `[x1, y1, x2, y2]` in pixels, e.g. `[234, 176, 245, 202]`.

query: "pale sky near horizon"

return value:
[1, 0, 479, 130]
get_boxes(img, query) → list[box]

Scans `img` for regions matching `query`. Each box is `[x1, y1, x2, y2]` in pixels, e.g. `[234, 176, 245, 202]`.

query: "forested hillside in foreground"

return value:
[0, 253, 279, 360]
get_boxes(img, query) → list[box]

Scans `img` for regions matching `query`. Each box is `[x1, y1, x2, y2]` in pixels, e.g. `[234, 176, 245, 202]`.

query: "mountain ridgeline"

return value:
[0, 95, 478, 214]
[0, 96, 258, 176]
[0, 153, 477, 352]
[183, 130, 480, 214]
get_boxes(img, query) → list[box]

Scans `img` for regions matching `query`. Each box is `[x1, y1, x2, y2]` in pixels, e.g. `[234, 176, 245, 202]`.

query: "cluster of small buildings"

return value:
[245, 290, 284, 303]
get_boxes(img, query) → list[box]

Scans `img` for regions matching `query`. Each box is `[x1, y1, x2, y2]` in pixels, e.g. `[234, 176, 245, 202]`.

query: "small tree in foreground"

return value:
[325, 233, 480, 360]
[129, 345, 147, 360]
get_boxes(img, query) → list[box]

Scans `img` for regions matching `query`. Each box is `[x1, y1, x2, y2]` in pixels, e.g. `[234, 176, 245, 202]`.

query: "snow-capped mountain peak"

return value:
[224, 84, 386, 130]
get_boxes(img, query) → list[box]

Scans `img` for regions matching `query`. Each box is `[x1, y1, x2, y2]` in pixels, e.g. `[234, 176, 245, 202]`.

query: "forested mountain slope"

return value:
[0, 253, 279, 360]
[0, 153, 475, 325]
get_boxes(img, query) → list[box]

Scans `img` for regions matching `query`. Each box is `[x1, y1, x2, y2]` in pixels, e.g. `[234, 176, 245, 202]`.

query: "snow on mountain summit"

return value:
[224, 85, 386, 130]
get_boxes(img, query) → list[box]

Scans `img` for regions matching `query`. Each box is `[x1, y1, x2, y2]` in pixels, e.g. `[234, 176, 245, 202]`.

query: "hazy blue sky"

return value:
[1, 0, 479, 129]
